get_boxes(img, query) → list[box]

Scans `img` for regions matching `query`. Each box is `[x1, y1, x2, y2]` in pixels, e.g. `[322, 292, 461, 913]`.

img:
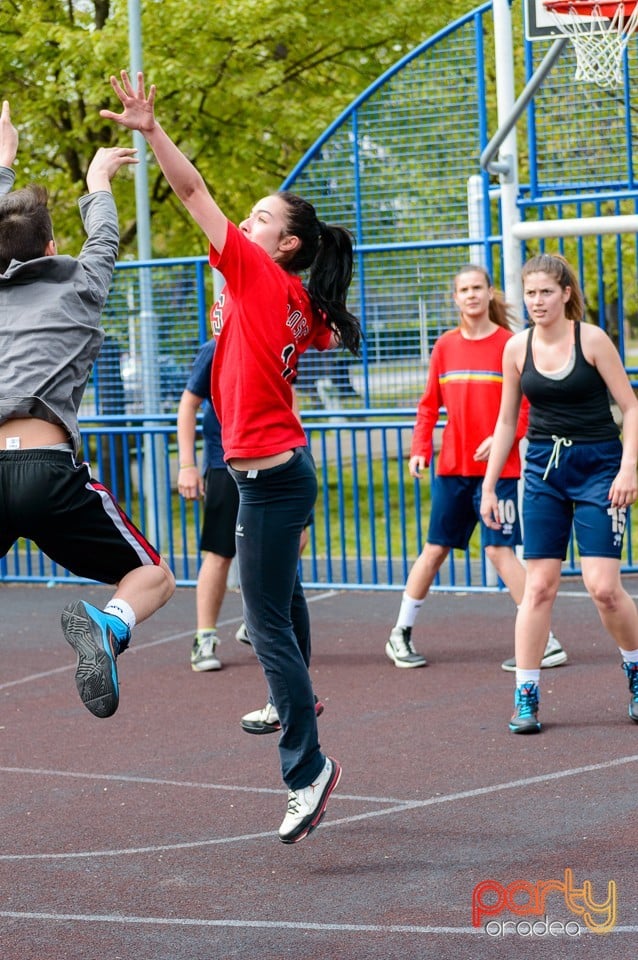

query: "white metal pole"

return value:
[491, 0, 524, 325]
[128, 0, 165, 547]
[513, 213, 638, 239]
[467, 174, 488, 267]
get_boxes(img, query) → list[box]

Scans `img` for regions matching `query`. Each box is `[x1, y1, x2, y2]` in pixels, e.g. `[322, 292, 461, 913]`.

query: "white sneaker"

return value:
[240, 697, 324, 735]
[235, 622, 252, 647]
[385, 626, 427, 668]
[278, 756, 342, 844]
[501, 631, 568, 672]
[190, 632, 222, 671]
[241, 701, 281, 734]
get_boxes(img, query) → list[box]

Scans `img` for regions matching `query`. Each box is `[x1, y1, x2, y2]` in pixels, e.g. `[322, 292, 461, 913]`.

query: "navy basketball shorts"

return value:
[200, 466, 240, 558]
[0, 449, 161, 582]
[427, 475, 522, 550]
[523, 438, 625, 560]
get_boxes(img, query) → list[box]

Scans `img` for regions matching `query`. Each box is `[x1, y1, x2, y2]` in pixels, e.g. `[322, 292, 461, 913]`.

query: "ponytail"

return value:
[279, 191, 362, 355]
[307, 222, 361, 355]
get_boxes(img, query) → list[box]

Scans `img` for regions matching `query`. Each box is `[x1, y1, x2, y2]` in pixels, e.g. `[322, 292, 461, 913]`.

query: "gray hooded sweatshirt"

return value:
[0, 166, 120, 456]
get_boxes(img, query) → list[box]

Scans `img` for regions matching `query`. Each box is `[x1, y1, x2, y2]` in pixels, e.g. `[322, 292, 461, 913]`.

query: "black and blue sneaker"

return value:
[509, 682, 541, 734]
[62, 600, 130, 718]
[622, 661, 638, 724]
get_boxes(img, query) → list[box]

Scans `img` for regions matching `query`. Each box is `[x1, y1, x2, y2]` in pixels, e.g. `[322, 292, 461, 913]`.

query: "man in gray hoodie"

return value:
[0, 100, 175, 719]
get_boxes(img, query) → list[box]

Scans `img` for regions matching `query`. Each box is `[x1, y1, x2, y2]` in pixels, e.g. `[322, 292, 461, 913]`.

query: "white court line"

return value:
[0, 590, 339, 691]
[1, 753, 636, 861]
[0, 910, 637, 936]
[0, 911, 478, 934]
[0, 766, 403, 804]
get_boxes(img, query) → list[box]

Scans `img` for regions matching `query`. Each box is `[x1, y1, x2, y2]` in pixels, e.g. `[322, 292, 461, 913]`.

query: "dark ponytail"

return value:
[279, 192, 362, 355]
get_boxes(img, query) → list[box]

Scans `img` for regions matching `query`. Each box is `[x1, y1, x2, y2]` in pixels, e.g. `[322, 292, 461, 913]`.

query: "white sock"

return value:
[516, 668, 540, 686]
[618, 647, 638, 663]
[104, 599, 136, 631]
[395, 592, 424, 629]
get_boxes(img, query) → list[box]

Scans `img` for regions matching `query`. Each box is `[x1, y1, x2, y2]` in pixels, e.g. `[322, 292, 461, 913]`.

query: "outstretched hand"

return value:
[86, 146, 138, 193]
[0, 100, 18, 168]
[99, 71, 157, 134]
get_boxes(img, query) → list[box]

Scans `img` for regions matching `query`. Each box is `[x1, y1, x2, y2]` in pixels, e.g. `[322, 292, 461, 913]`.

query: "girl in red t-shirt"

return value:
[102, 70, 361, 844]
[386, 265, 564, 673]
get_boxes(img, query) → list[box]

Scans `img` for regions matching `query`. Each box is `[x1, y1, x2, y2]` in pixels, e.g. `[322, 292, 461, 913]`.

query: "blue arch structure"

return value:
[5, 2, 638, 587]
[283, 0, 638, 409]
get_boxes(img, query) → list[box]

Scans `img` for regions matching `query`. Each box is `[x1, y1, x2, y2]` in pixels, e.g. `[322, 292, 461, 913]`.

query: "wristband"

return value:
[179, 463, 196, 470]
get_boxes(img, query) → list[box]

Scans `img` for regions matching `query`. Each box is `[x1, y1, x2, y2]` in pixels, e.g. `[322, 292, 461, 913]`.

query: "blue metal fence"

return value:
[4, 1, 638, 589]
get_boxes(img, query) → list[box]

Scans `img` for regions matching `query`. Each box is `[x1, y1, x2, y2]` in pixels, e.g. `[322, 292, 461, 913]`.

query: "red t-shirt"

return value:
[410, 326, 528, 478]
[208, 222, 332, 460]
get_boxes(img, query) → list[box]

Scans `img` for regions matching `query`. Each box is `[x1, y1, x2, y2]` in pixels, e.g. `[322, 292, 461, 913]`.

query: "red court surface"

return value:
[1, 580, 637, 959]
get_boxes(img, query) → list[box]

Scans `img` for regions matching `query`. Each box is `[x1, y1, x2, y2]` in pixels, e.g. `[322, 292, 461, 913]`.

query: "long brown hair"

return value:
[521, 253, 585, 322]
[453, 264, 516, 331]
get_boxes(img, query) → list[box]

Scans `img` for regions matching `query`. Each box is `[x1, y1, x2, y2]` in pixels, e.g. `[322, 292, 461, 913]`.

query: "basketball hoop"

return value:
[543, 1, 638, 87]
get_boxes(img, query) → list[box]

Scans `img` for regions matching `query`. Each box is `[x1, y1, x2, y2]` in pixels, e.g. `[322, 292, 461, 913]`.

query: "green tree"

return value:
[0, 0, 475, 256]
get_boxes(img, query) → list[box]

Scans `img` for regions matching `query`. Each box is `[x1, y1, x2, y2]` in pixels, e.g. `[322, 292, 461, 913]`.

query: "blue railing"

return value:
[3, 411, 627, 591]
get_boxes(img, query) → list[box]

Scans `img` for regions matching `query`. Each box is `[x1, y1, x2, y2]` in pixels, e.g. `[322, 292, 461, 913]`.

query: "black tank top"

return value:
[521, 321, 619, 442]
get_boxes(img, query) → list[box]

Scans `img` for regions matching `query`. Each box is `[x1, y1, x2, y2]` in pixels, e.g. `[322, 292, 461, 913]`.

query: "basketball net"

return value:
[544, 1, 638, 87]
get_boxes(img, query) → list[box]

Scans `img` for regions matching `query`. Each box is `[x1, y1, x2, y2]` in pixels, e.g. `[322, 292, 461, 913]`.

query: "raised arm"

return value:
[100, 71, 228, 253]
[86, 146, 138, 194]
[0, 100, 18, 169]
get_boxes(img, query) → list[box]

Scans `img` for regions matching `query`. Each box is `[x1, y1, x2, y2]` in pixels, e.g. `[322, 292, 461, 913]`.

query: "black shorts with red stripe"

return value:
[0, 448, 161, 583]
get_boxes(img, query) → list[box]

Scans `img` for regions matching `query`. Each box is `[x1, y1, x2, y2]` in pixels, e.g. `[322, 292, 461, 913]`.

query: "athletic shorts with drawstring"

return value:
[0, 449, 161, 582]
[523, 438, 625, 559]
[427, 475, 522, 550]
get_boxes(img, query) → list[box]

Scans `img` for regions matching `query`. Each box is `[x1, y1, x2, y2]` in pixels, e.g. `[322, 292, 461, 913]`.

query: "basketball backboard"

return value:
[524, 0, 597, 38]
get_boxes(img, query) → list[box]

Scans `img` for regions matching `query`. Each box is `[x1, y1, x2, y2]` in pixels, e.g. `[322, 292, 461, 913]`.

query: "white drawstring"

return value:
[542, 435, 573, 481]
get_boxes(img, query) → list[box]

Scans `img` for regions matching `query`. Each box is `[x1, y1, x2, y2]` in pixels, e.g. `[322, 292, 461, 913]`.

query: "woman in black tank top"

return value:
[479, 253, 638, 736]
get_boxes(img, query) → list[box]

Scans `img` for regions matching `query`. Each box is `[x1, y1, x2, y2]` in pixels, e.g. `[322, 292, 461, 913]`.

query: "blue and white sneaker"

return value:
[509, 682, 541, 734]
[61, 600, 130, 718]
[622, 661, 638, 723]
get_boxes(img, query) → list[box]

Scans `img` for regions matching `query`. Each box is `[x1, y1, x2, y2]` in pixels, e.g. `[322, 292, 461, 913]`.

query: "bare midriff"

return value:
[0, 417, 70, 449]
[228, 449, 294, 471]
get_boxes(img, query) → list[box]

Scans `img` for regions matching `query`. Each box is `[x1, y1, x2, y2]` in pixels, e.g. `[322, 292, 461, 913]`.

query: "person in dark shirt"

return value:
[481, 253, 638, 734]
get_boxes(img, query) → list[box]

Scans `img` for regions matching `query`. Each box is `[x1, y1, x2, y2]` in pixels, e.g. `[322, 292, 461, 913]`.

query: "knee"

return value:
[525, 578, 558, 608]
[158, 559, 176, 602]
[587, 581, 623, 612]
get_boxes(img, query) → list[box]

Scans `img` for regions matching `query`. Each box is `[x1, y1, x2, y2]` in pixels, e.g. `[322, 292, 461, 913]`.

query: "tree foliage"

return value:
[0, 0, 475, 256]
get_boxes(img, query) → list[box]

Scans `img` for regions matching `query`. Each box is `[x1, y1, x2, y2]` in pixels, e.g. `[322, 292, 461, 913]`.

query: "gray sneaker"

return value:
[501, 632, 568, 672]
[385, 626, 427, 668]
[190, 633, 222, 672]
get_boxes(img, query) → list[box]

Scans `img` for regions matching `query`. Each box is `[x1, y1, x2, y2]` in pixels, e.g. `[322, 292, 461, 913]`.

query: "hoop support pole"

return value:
[513, 214, 638, 239]
[480, 38, 569, 176]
